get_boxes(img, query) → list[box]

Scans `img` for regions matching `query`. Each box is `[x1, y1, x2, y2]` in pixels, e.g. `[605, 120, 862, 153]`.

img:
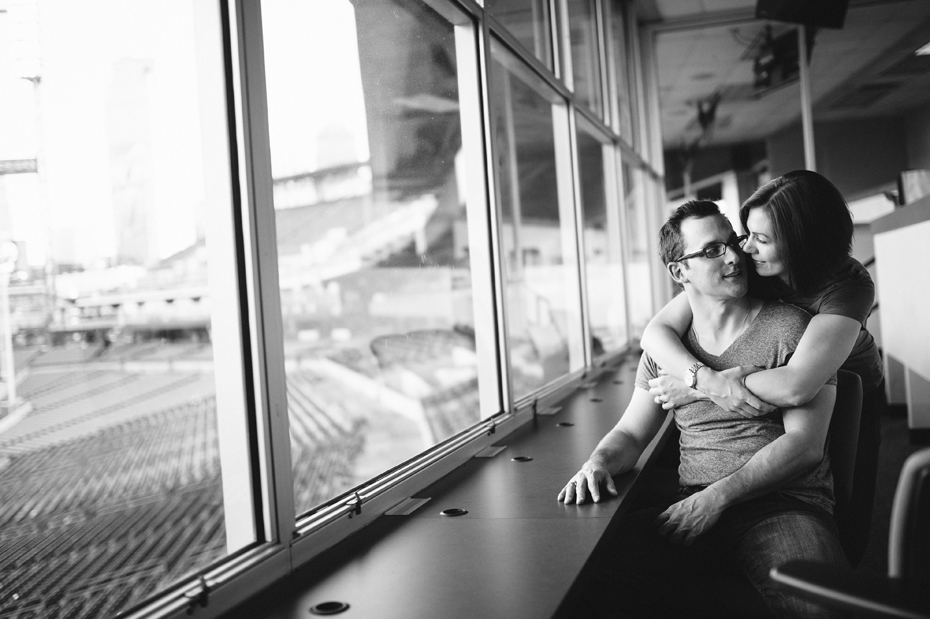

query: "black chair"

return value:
[771, 446, 930, 618]
[829, 369, 864, 559]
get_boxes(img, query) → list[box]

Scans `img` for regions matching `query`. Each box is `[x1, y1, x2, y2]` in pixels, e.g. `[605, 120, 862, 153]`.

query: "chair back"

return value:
[888, 447, 930, 580]
[827, 369, 863, 513]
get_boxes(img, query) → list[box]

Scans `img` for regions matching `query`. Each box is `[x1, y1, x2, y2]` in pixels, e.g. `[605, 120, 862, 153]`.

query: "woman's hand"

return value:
[647, 375, 703, 410]
[700, 366, 777, 418]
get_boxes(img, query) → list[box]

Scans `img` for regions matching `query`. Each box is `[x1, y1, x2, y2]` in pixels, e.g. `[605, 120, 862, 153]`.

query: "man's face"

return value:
[673, 215, 748, 299]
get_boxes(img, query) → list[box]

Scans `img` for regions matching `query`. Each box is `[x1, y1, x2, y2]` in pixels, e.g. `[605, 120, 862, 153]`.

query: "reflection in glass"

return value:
[623, 162, 652, 336]
[577, 123, 626, 354]
[489, 46, 584, 400]
[486, 0, 552, 69]
[567, 0, 603, 117]
[0, 2, 236, 616]
[611, 0, 636, 144]
[262, 0, 483, 517]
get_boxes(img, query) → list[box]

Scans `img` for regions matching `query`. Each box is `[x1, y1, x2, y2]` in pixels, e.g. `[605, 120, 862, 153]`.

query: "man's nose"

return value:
[724, 243, 742, 263]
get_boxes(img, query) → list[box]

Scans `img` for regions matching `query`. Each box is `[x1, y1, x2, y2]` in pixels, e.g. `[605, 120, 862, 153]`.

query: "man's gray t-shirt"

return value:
[635, 299, 837, 514]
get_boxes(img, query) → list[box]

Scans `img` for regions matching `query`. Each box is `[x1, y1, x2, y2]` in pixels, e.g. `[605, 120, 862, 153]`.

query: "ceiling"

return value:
[644, 0, 930, 149]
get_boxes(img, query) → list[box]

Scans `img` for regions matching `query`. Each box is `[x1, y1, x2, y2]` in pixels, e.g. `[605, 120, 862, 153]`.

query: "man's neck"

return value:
[688, 294, 760, 356]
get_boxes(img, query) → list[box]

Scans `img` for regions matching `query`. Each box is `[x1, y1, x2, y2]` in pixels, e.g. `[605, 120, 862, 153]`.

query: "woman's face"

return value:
[742, 207, 788, 282]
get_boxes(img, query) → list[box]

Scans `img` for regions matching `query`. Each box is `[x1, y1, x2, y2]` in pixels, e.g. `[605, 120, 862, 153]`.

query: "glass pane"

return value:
[611, 0, 636, 144]
[567, 0, 603, 116]
[489, 44, 584, 400]
[622, 162, 652, 337]
[262, 0, 484, 518]
[0, 2, 244, 616]
[577, 122, 626, 354]
[486, 0, 552, 69]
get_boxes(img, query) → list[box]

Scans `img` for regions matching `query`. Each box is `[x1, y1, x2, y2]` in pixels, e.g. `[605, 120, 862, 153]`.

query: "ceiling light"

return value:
[917, 41, 930, 56]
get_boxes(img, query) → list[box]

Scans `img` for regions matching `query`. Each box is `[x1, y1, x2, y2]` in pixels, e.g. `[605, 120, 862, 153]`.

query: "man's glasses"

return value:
[674, 235, 748, 262]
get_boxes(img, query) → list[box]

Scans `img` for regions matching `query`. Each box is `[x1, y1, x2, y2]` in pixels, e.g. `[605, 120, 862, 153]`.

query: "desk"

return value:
[222, 360, 673, 619]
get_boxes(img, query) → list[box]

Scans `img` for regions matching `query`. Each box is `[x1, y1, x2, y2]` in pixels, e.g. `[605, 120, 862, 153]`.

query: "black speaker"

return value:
[755, 0, 849, 29]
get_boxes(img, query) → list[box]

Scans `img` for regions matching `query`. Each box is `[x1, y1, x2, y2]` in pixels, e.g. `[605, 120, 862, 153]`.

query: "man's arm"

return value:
[558, 388, 668, 505]
[656, 384, 836, 544]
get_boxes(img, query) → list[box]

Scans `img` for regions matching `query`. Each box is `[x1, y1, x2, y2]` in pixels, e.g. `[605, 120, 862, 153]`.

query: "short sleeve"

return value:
[796, 259, 875, 327]
[634, 352, 660, 390]
[816, 279, 874, 326]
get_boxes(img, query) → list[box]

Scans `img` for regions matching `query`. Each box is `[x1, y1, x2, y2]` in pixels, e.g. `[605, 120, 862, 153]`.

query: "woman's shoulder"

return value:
[822, 257, 874, 295]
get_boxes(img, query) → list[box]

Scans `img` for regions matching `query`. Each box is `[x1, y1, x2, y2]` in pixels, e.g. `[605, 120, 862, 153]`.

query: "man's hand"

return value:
[648, 375, 702, 410]
[558, 459, 618, 505]
[702, 366, 777, 418]
[655, 488, 726, 545]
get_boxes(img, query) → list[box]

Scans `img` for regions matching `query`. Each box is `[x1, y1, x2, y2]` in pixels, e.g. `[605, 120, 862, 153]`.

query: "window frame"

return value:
[118, 0, 668, 616]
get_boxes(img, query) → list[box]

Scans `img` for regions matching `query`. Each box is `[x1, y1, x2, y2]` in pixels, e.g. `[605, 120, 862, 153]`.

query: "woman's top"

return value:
[750, 256, 884, 391]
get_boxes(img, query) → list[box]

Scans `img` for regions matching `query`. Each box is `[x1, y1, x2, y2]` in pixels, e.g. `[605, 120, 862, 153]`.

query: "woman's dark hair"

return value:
[738, 170, 852, 293]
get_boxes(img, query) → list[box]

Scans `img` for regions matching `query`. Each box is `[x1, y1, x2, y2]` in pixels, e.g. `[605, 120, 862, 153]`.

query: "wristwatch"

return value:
[685, 362, 705, 389]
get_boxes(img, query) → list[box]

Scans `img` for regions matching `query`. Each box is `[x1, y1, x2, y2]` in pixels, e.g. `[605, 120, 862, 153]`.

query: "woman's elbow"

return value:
[781, 386, 821, 408]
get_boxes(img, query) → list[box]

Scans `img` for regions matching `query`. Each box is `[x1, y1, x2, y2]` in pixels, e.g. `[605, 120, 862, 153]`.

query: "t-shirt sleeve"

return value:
[814, 268, 875, 327]
[634, 352, 660, 390]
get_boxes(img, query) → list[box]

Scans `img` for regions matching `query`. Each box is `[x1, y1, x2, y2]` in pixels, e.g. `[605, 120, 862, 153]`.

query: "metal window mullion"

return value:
[569, 109, 592, 368]
[640, 23, 665, 177]
[552, 100, 585, 372]
[631, 19, 667, 315]
[603, 143, 629, 352]
[456, 16, 503, 419]
[190, 0, 258, 558]
[602, 0, 621, 137]
[233, 0, 296, 549]
[550, 0, 566, 83]
[594, 0, 610, 126]
[615, 152, 634, 346]
[628, 7, 649, 161]
[486, 37, 517, 414]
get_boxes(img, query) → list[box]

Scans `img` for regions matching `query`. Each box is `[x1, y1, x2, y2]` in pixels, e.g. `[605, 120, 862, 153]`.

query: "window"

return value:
[486, 0, 553, 69]
[489, 40, 585, 400]
[261, 0, 497, 519]
[0, 2, 255, 616]
[622, 161, 653, 337]
[611, 0, 637, 145]
[0, 0, 664, 614]
[566, 0, 604, 117]
[576, 117, 627, 355]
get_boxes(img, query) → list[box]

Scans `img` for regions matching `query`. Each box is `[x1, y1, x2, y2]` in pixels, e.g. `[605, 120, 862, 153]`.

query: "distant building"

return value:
[108, 58, 156, 266]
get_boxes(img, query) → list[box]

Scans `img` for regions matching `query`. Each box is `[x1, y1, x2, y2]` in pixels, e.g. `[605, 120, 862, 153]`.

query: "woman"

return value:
[641, 170, 884, 566]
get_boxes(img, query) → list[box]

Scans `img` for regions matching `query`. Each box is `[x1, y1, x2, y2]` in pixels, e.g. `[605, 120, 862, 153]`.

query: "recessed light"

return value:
[916, 41, 930, 56]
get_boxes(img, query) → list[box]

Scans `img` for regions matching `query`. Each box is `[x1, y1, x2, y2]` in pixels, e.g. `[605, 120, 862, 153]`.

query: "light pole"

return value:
[0, 240, 19, 406]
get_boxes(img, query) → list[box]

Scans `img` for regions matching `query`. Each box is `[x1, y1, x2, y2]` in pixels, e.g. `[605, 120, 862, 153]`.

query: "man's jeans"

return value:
[584, 491, 848, 619]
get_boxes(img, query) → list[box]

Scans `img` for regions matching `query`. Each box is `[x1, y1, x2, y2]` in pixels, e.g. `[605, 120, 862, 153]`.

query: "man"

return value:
[558, 201, 847, 618]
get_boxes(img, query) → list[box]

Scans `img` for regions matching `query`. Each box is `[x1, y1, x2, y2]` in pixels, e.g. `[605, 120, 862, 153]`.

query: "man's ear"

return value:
[667, 261, 688, 285]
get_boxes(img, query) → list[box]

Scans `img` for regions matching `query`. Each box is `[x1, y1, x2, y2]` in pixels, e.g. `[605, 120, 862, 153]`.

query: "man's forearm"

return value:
[588, 428, 645, 476]
[706, 432, 820, 508]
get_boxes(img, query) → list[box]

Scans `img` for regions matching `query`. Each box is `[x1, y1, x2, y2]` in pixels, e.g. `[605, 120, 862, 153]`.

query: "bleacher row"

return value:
[0, 332, 495, 617]
[1, 370, 215, 455]
[0, 397, 226, 619]
[14, 341, 213, 372]
[285, 372, 369, 515]
[0, 342, 372, 619]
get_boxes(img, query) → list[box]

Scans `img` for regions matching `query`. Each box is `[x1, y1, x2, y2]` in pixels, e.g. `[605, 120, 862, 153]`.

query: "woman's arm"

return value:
[742, 313, 861, 407]
[640, 292, 696, 377]
[642, 293, 775, 417]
